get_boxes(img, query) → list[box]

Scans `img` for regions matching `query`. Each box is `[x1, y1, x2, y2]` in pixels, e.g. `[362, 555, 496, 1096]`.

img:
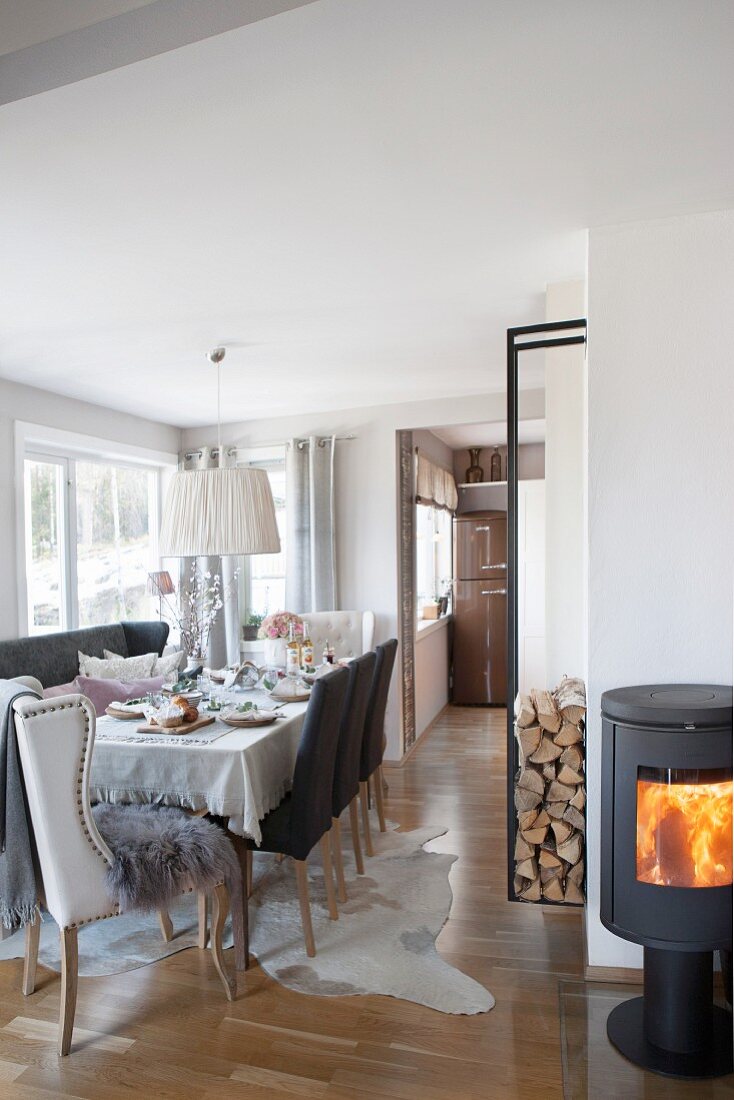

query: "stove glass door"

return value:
[636, 766, 733, 888]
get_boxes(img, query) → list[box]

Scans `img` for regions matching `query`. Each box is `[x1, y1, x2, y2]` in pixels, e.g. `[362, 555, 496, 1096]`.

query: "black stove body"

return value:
[600, 684, 733, 1079]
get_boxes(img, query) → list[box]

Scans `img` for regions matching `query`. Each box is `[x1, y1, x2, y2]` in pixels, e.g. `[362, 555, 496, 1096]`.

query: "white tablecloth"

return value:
[89, 690, 308, 845]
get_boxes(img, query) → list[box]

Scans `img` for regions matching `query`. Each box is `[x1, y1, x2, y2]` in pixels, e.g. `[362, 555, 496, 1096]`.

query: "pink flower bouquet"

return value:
[258, 612, 304, 640]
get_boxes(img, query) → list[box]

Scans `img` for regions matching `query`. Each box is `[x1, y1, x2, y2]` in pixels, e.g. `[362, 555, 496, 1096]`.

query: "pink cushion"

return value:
[43, 675, 165, 713]
[42, 680, 77, 698]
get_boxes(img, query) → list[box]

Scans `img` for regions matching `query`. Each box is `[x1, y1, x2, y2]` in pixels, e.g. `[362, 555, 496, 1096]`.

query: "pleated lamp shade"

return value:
[159, 467, 281, 557]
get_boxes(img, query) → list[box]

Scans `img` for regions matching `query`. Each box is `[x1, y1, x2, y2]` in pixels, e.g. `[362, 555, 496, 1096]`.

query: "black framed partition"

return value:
[505, 319, 587, 901]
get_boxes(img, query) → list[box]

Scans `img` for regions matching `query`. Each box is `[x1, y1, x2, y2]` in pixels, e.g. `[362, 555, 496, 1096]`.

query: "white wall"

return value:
[0, 377, 181, 641]
[586, 209, 734, 968]
[183, 390, 546, 759]
[545, 279, 586, 686]
[415, 621, 450, 737]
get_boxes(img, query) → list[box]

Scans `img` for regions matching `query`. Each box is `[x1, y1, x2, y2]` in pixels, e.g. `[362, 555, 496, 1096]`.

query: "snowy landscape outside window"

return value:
[24, 450, 162, 634]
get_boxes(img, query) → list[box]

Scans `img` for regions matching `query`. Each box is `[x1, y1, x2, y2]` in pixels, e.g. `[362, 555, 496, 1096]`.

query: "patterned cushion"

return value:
[104, 649, 182, 679]
[78, 650, 156, 681]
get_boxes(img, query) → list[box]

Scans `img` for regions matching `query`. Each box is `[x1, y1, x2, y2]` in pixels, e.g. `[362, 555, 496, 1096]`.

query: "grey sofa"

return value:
[0, 621, 169, 689]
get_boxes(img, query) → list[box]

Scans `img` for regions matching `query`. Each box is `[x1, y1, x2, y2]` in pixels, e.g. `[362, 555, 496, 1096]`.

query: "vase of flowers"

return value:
[258, 611, 304, 668]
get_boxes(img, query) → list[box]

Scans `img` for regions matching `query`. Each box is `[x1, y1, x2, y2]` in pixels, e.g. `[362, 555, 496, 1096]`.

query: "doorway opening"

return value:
[396, 417, 546, 757]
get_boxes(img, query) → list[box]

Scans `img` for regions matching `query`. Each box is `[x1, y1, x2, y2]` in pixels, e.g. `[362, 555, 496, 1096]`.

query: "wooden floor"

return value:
[0, 706, 585, 1099]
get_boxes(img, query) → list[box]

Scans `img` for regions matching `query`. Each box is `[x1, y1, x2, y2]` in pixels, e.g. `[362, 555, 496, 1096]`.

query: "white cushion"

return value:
[104, 648, 183, 678]
[10, 675, 44, 695]
[79, 650, 156, 681]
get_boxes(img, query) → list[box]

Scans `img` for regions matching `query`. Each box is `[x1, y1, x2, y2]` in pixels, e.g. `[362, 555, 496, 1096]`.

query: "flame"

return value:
[637, 778, 733, 888]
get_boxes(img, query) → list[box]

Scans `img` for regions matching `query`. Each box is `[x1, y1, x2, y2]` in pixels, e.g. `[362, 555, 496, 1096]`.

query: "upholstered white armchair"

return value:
[13, 694, 235, 1056]
[300, 611, 375, 659]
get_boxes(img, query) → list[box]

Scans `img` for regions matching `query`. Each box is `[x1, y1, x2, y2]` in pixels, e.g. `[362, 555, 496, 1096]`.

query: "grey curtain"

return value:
[285, 436, 337, 613]
[182, 446, 240, 668]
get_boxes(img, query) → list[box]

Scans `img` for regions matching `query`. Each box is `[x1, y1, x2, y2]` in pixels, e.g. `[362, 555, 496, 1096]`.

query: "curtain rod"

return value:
[184, 434, 356, 462]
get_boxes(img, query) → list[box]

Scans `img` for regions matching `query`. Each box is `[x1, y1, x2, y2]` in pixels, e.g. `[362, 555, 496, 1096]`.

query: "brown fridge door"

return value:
[454, 513, 507, 580]
[452, 578, 507, 705]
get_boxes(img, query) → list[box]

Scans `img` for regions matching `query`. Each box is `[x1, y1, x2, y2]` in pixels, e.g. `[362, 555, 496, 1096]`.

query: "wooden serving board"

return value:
[136, 715, 216, 736]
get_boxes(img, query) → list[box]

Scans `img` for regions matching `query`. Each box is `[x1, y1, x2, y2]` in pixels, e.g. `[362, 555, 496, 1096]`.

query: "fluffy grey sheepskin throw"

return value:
[92, 803, 241, 912]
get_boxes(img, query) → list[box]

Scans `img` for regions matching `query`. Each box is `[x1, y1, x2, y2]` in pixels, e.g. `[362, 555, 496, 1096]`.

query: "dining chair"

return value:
[246, 667, 349, 957]
[358, 638, 398, 857]
[331, 651, 376, 894]
[12, 694, 239, 1056]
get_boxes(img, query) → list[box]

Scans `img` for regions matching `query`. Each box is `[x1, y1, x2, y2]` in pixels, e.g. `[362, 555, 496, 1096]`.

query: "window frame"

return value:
[235, 447, 287, 625]
[415, 500, 453, 618]
[15, 421, 177, 636]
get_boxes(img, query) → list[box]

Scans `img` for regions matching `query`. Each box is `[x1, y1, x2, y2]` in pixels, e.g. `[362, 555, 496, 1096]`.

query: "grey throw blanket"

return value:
[0, 680, 40, 932]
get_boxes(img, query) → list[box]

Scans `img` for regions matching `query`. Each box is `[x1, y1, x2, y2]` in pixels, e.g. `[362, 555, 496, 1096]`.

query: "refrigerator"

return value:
[452, 511, 507, 705]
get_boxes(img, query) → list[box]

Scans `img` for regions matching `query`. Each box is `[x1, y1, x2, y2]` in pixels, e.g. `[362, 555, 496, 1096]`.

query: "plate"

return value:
[162, 688, 203, 705]
[221, 712, 278, 728]
[269, 689, 311, 703]
[105, 704, 145, 720]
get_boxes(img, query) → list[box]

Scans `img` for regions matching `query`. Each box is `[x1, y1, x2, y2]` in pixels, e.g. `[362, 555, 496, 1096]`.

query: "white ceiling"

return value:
[0, 0, 157, 56]
[432, 419, 545, 450]
[1, 0, 733, 428]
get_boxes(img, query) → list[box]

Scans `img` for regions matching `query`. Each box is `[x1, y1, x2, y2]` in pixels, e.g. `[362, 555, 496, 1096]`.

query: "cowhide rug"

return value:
[0, 821, 494, 1016]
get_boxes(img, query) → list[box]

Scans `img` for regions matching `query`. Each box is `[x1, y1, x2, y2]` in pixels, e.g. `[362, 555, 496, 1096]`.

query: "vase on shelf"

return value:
[490, 447, 502, 482]
[263, 637, 288, 668]
[465, 448, 484, 483]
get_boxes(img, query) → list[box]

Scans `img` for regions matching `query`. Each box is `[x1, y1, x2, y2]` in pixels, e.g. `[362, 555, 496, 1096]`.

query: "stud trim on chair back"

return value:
[13, 695, 118, 930]
[288, 667, 349, 861]
[360, 639, 398, 781]
[332, 652, 376, 818]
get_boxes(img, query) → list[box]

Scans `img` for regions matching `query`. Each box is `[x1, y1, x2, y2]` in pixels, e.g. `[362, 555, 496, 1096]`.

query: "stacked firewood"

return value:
[513, 677, 586, 905]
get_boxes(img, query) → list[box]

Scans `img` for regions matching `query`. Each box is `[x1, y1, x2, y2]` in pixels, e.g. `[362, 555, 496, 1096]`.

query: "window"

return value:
[241, 459, 287, 620]
[22, 440, 167, 635]
[415, 503, 452, 614]
[75, 460, 157, 626]
[24, 457, 67, 632]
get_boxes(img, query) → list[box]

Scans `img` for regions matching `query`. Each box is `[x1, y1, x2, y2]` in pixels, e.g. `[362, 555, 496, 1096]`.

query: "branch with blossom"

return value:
[162, 562, 239, 660]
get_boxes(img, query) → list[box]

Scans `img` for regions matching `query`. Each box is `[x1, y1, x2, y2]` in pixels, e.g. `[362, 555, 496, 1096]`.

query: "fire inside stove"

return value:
[637, 767, 733, 888]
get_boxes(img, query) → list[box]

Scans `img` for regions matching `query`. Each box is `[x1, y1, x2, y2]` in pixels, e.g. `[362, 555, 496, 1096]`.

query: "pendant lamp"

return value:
[159, 347, 281, 557]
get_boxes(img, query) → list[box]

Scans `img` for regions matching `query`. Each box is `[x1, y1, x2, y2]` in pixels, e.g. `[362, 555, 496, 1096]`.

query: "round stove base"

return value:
[607, 997, 733, 1079]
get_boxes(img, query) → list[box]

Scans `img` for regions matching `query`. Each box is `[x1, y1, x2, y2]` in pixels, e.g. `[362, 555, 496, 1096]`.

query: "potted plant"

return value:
[257, 611, 303, 668]
[243, 612, 263, 641]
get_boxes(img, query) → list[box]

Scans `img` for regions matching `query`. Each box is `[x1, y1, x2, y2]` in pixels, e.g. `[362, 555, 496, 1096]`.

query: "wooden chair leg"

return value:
[379, 763, 389, 796]
[348, 797, 365, 874]
[197, 893, 209, 949]
[372, 769, 387, 833]
[58, 927, 78, 1057]
[157, 909, 173, 943]
[22, 912, 40, 996]
[275, 852, 285, 863]
[320, 832, 339, 920]
[246, 848, 253, 898]
[331, 816, 348, 903]
[359, 780, 374, 857]
[294, 859, 316, 957]
[229, 836, 250, 972]
[210, 884, 236, 1001]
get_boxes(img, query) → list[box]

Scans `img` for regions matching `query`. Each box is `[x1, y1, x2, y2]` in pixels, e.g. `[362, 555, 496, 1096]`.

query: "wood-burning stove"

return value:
[601, 684, 733, 1078]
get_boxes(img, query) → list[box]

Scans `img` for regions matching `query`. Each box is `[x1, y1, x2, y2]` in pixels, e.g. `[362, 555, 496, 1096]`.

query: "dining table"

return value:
[88, 687, 311, 970]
